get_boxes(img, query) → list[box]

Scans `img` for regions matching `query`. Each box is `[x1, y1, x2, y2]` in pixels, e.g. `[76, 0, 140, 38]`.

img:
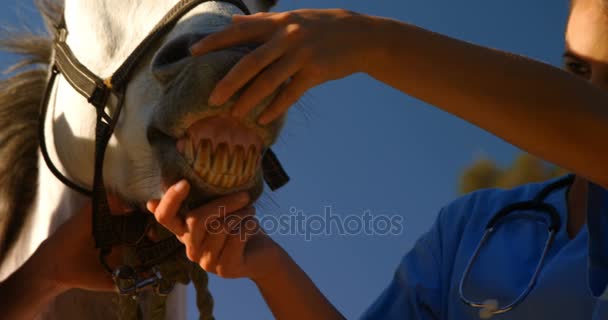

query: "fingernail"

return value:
[146, 201, 156, 213]
[232, 14, 246, 21]
[174, 180, 190, 193]
[231, 107, 246, 118]
[208, 92, 222, 106]
[257, 114, 272, 125]
[189, 42, 202, 56]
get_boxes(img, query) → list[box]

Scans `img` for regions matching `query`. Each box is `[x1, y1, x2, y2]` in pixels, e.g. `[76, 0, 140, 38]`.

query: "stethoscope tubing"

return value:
[458, 175, 574, 315]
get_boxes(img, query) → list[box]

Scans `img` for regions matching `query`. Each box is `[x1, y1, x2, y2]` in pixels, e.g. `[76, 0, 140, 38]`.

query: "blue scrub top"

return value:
[361, 176, 608, 319]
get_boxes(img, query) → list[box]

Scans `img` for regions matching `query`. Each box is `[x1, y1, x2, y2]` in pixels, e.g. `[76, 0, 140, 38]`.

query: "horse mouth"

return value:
[175, 115, 263, 190]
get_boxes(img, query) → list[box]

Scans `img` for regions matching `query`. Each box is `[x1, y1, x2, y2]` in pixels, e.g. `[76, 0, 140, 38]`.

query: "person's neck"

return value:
[566, 175, 588, 239]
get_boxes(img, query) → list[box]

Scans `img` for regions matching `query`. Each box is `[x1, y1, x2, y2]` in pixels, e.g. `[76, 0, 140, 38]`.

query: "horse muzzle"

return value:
[146, 33, 285, 204]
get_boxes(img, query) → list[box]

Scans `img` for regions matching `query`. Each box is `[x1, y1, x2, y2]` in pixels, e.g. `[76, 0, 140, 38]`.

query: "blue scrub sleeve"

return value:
[360, 209, 445, 320]
[587, 182, 608, 299]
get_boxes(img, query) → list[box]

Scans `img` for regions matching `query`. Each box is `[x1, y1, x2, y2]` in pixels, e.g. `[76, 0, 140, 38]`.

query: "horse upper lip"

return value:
[152, 33, 209, 70]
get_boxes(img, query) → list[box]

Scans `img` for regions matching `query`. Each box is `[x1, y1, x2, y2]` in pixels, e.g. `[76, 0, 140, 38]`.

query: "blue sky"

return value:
[0, 0, 570, 318]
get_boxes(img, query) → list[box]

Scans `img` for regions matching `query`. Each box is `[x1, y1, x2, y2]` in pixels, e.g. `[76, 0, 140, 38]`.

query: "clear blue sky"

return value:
[0, 0, 569, 318]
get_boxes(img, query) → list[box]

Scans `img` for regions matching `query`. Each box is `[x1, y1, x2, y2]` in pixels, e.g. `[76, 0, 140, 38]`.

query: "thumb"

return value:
[232, 12, 271, 23]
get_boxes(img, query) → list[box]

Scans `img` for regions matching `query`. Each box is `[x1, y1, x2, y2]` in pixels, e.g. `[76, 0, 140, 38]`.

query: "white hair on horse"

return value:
[0, 0, 286, 319]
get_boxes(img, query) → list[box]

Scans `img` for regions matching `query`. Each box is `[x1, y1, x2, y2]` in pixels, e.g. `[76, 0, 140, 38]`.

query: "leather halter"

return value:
[39, 0, 289, 283]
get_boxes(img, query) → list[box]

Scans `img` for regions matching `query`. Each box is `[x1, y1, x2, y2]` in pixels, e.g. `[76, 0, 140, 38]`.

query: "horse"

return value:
[0, 0, 288, 318]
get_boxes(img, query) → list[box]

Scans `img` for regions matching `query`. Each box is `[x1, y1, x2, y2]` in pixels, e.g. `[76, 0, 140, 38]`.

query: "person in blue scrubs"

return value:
[362, 175, 608, 319]
[7, 0, 608, 319]
[143, 0, 608, 318]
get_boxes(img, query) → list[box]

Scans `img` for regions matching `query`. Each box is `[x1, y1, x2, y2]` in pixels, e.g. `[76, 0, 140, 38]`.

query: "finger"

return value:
[146, 200, 160, 213]
[107, 195, 132, 214]
[227, 206, 256, 219]
[184, 213, 210, 250]
[198, 227, 230, 272]
[182, 232, 203, 263]
[232, 12, 273, 23]
[188, 192, 250, 225]
[230, 47, 302, 118]
[181, 192, 250, 246]
[215, 232, 248, 278]
[78, 269, 116, 292]
[210, 32, 290, 108]
[258, 73, 313, 125]
[190, 19, 277, 56]
[222, 207, 256, 237]
[152, 180, 190, 236]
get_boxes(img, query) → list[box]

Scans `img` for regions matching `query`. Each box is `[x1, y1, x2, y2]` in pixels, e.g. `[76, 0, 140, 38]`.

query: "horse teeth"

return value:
[207, 171, 220, 186]
[194, 140, 212, 176]
[227, 175, 237, 188]
[191, 141, 260, 188]
[215, 143, 230, 174]
[219, 176, 228, 188]
[209, 147, 225, 186]
[236, 175, 248, 186]
[185, 138, 194, 166]
[221, 175, 236, 188]
[245, 146, 258, 178]
[230, 146, 245, 176]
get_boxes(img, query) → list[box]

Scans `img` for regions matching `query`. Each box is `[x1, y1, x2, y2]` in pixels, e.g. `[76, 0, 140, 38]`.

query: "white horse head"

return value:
[57, 0, 285, 205]
[0, 0, 286, 319]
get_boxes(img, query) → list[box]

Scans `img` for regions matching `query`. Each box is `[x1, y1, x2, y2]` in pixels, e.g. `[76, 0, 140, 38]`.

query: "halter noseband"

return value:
[39, 0, 289, 294]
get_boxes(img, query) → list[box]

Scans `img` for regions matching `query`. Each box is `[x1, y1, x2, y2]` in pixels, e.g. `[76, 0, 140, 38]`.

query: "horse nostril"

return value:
[152, 32, 259, 84]
[153, 33, 208, 70]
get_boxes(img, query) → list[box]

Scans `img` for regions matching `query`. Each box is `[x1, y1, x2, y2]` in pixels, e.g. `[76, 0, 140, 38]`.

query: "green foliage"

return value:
[458, 153, 568, 194]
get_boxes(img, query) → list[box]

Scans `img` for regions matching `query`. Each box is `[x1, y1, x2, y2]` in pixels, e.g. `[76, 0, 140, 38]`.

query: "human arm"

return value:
[190, 9, 608, 188]
[149, 180, 450, 319]
[147, 180, 345, 320]
[0, 239, 66, 319]
[0, 199, 128, 319]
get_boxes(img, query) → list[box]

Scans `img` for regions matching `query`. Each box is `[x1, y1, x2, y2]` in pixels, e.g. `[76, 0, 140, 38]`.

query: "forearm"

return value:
[0, 240, 65, 319]
[253, 249, 344, 320]
[362, 17, 608, 187]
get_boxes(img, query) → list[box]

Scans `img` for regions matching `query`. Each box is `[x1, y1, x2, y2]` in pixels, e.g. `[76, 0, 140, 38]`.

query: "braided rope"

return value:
[114, 227, 215, 320]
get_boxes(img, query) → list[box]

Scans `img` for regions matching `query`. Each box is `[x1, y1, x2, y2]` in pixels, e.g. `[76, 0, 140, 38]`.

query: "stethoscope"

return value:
[458, 174, 575, 318]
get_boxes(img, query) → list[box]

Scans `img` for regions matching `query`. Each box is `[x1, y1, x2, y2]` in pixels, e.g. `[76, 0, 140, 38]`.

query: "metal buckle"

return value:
[112, 265, 176, 298]
[53, 25, 68, 43]
[88, 82, 111, 111]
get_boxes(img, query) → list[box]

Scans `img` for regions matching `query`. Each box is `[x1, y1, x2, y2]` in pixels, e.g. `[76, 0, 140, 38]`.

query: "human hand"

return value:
[41, 196, 131, 292]
[147, 180, 284, 281]
[190, 9, 378, 125]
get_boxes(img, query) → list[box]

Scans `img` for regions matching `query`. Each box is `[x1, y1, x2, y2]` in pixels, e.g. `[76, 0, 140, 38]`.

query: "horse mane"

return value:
[0, 0, 61, 263]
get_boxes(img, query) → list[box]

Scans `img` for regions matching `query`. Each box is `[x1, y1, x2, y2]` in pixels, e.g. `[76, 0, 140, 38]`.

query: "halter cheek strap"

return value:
[39, 0, 289, 278]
